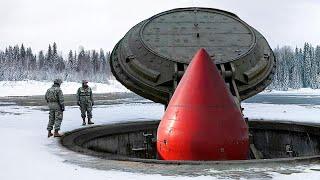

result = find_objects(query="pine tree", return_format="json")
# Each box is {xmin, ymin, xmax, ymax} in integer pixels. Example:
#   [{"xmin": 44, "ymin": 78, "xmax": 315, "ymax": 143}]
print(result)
[
  {"xmin": 51, "ymin": 43, "xmax": 63, "ymax": 72},
  {"xmin": 46, "ymin": 45, "xmax": 53, "ymax": 69},
  {"xmin": 310, "ymin": 47, "xmax": 318, "ymax": 88},
  {"xmin": 53, "ymin": 42, "xmax": 57, "ymax": 55},
  {"xmin": 77, "ymin": 48, "xmax": 85, "ymax": 72},
  {"xmin": 57, "ymin": 56, "xmax": 65, "ymax": 72},
  {"xmin": 20, "ymin": 44, "xmax": 26, "ymax": 67},
  {"xmin": 105, "ymin": 51, "xmax": 111, "ymax": 77},
  {"xmin": 314, "ymin": 46, "xmax": 320, "ymax": 88},
  {"xmin": 13, "ymin": 45, "xmax": 21, "ymax": 68},
  {"xmin": 303, "ymin": 43, "xmax": 312, "ymax": 87},
  {"xmin": 92, "ymin": 50, "xmax": 99, "ymax": 74},
  {"xmin": 26, "ymin": 48, "xmax": 36, "ymax": 70},
  {"xmin": 67, "ymin": 50, "xmax": 74, "ymax": 70},
  {"xmin": 280, "ymin": 47, "xmax": 290, "ymax": 90},
  {"xmin": 100, "ymin": 49, "xmax": 106, "ymax": 72},
  {"xmin": 291, "ymin": 47, "xmax": 303, "ymax": 89},
  {"xmin": 38, "ymin": 51, "xmax": 45, "ymax": 70},
  {"xmin": 281, "ymin": 46, "xmax": 295, "ymax": 89}
]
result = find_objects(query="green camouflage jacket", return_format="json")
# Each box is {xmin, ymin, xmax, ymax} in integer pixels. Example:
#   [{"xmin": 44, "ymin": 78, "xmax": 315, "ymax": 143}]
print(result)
[
  {"xmin": 45, "ymin": 84, "xmax": 64, "ymax": 110},
  {"xmin": 76, "ymin": 86, "xmax": 93, "ymax": 104}
]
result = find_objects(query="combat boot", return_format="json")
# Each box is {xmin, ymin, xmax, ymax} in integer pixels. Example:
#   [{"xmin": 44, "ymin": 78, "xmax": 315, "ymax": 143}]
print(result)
[
  {"xmin": 48, "ymin": 131, "xmax": 53, "ymax": 138},
  {"xmin": 54, "ymin": 130, "xmax": 62, "ymax": 137},
  {"xmin": 88, "ymin": 118, "xmax": 94, "ymax": 125},
  {"xmin": 82, "ymin": 117, "xmax": 86, "ymax": 126}
]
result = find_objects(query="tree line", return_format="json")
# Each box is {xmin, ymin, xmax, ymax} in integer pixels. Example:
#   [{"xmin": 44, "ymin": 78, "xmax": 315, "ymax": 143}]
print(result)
[
  {"xmin": 1, "ymin": 42, "xmax": 320, "ymax": 90},
  {"xmin": 269, "ymin": 43, "xmax": 320, "ymax": 90},
  {"xmin": 0, "ymin": 43, "xmax": 112, "ymax": 82}
]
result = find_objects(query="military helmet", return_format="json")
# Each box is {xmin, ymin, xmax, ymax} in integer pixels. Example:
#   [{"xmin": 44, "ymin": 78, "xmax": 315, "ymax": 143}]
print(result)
[
  {"xmin": 82, "ymin": 80, "xmax": 88, "ymax": 84},
  {"xmin": 54, "ymin": 79, "xmax": 63, "ymax": 85}
]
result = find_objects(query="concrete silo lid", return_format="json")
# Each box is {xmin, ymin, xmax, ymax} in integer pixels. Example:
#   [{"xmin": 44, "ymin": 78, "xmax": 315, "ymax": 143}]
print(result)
[{"xmin": 140, "ymin": 7, "xmax": 256, "ymax": 64}]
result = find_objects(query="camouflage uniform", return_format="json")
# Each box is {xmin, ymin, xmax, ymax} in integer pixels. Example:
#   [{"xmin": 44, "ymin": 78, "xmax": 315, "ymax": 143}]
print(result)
[
  {"xmin": 76, "ymin": 83, "xmax": 94, "ymax": 121},
  {"xmin": 45, "ymin": 79, "xmax": 65, "ymax": 133}
]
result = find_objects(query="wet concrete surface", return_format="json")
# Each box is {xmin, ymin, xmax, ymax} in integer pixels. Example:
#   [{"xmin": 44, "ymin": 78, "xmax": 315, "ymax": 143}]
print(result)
[
  {"xmin": 0, "ymin": 92, "xmax": 146, "ymax": 107},
  {"xmin": 245, "ymin": 93, "xmax": 320, "ymax": 106},
  {"xmin": 1, "ymin": 92, "xmax": 319, "ymax": 107}
]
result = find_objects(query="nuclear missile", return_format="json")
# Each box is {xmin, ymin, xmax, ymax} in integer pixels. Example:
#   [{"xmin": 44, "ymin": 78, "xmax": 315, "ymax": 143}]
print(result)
[{"xmin": 157, "ymin": 49, "xmax": 249, "ymax": 161}]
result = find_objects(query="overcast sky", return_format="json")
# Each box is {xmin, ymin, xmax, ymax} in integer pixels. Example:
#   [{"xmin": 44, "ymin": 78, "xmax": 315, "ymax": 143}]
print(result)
[{"xmin": 1, "ymin": 0, "xmax": 320, "ymax": 53}]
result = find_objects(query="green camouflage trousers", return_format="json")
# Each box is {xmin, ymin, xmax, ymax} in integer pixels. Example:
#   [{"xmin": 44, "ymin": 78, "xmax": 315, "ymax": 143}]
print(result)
[
  {"xmin": 80, "ymin": 103, "xmax": 92, "ymax": 119},
  {"xmin": 47, "ymin": 110, "xmax": 63, "ymax": 131}
]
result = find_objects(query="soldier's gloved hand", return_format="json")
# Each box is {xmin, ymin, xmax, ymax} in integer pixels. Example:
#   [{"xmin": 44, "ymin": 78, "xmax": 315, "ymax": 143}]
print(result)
[
  {"xmin": 77, "ymin": 101, "xmax": 81, "ymax": 106},
  {"xmin": 92, "ymin": 102, "xmax": 94, "ymax": 106}
]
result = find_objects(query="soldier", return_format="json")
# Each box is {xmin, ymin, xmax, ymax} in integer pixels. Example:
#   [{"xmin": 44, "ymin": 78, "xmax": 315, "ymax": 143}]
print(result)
[
  {"xmin": 45, "ymin": 79, "xmax": 65, "ymax": 138},
  {"xmin": 76, "ymin": 80, "xmax": 94, "ymax": 125}
]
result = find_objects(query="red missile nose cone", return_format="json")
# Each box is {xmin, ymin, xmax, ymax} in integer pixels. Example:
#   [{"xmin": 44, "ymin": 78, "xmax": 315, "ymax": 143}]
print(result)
[{"xmin": 157, "ymin": 48, "xmax": 249, "ymax": 160}]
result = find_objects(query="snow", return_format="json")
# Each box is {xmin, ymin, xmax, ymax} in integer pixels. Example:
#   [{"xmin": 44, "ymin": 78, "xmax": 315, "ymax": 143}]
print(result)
[
  {"xmin": 0, "ymin": 104, "xmax": 215, "ymax": 180},
  {"xmin": 3, "ymin": 79, "xmax": 320, "ymax": 97},
  {"xmin": 271, "ymin": 168, "xmax": 320, "ymax": 180},
  {"xmin": 1, "ymin": 102, "xmax": 320, "ymax": 180},
  {"xmin": 1, "ymin": 87, "xmax": 320, "ymax": 179},
  {"xmin": 243, "ymin": 103, "xmax": 320, "ymax": 124},
  {"xmin": 0, "ymin": 80, "xmax": 129, "ymax": 97},
  {"xmin": 263, "ymin": 88, "xmax": 320, "ymax": 95}
]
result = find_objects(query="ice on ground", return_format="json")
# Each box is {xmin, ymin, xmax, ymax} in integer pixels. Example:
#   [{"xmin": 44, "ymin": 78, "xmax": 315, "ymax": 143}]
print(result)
[
  {"xmin": 0, "ymin": 80, "xmax": 129, "ymax": 97},
  {"xmin": 263, "ymin": 88, "xmax": 320, "ymax": 95},
  {"xmin": 243, "ymin": 103, "xmax": 320, "ymax": 124}
]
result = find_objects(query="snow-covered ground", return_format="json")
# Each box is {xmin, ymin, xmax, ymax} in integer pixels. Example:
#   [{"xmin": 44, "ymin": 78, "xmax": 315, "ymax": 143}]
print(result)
[
  {"xmin": 1, "ymin": 101, "xmax": 320, "ymax": 179},
  {"xmin": 243, "ymin": 103, "xmax": 320, "ymax": 123},
  {"xmin": 1, "ymin": 81, "xmax": 320, "ymax": 179},
  {"xmin": 262, "ymin": 88, "xmax": 320, "ymax": 95},
  {"xmin": 0, "ymin": 80, "xmax": 129, "ymax": 97},
  {"xmin": 2, "ymin": 80, "xmax": 320, "ymax": 97}
]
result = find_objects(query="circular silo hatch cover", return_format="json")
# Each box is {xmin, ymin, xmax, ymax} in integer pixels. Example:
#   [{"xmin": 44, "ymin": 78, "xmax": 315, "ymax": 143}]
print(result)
[{"xmin": 140, "ymin": 8, "xmax": 256, "ymax": 64}]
